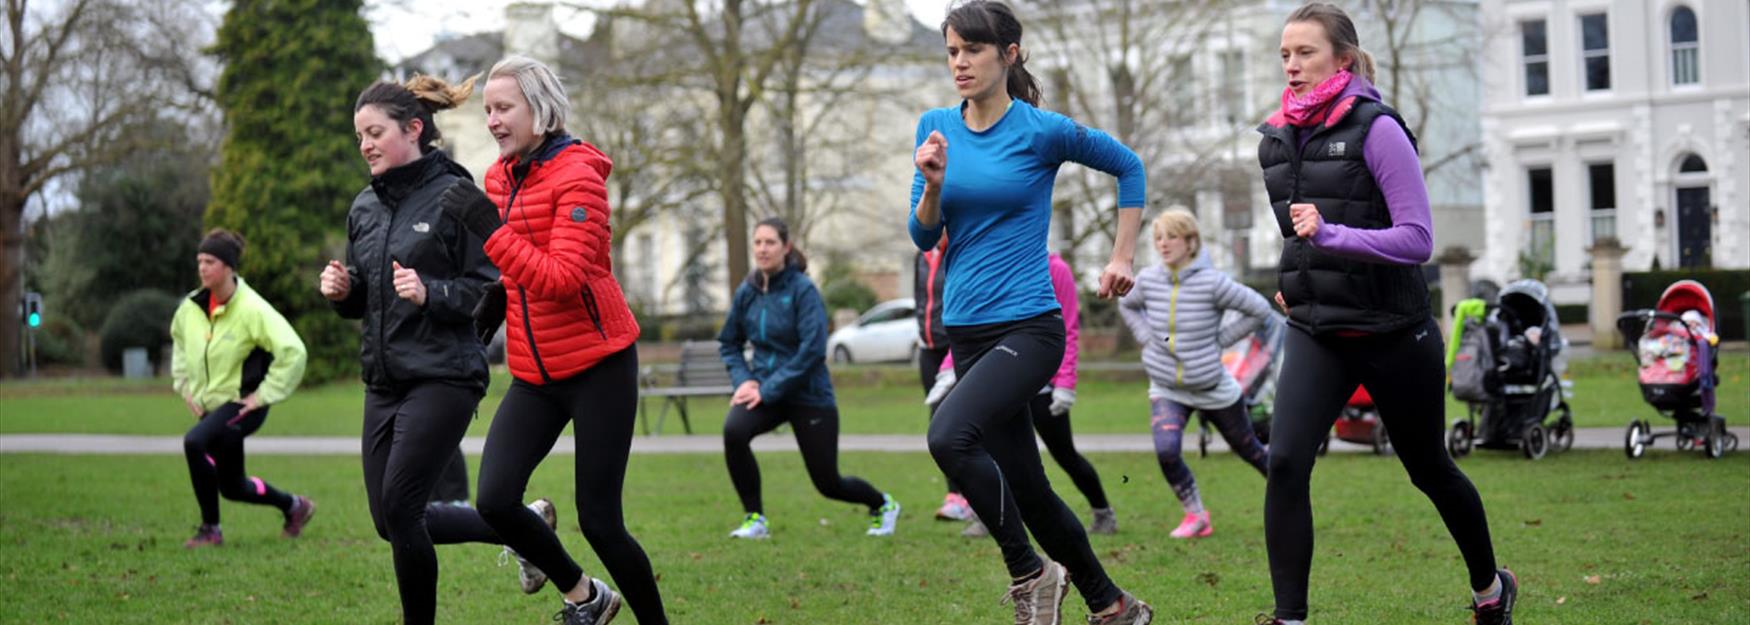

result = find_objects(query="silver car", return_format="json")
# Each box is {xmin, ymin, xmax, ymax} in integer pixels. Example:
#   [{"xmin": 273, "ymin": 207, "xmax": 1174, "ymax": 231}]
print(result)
[{"xmin": 826, "ymin": 298, "xmax": 918, "ymax": 363}]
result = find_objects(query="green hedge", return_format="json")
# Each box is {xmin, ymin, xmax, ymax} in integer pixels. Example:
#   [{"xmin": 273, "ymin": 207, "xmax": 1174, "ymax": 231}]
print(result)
[{"xmin": 1621, "ymin": 269, "xmax": 1749, "ymax": 341}]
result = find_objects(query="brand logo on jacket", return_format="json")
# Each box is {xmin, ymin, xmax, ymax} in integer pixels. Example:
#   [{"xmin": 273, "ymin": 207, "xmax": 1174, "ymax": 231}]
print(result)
[
  {"xmin": 412, "ymin": 222, "xmax": 431, "ymax": 233},
  {"xmin": 1327, "ymin": 142, "xmax": 1347, "ymax": 157},
  {"xmin": 571, "ymin": 207, "xmax": 588, "ymax": 223}
]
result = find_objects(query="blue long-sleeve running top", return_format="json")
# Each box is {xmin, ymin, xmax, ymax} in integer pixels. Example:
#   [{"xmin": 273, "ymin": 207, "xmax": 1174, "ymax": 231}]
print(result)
[{"xmin": 909, "ymin": 100, "xmax": 1145, "ymax": 327}]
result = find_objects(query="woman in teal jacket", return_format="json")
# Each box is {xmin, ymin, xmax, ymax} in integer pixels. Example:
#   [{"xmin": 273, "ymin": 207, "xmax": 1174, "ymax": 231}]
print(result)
[
  {"xmin": 717, "ymin": 217, "xmax": 899, "ymax": 540},
  {"xmin": 170, "ymin": 229, "xmax": 312, "ymax": 548}
]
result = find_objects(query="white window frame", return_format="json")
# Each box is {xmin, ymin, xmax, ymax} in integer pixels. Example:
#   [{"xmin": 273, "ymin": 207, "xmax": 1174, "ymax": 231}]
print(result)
[
  {"xmin": 1520, "ymin": 18, "xmax": 1551, "ymax": 98},
  {"xmin": 1578, "ymin": 12, "xmax": 1611, "ymax": 92},
  {"xmin": 1669, "ymin": 5, "xmax": 1701, "ymax": 86},
  {"xmin": 1527, "ymin": 166, "xmax": 1556, "ymax": 272},
  {"xmin": 1585, "ymin": 162, "xmax": 1617, "ymax": 245}
]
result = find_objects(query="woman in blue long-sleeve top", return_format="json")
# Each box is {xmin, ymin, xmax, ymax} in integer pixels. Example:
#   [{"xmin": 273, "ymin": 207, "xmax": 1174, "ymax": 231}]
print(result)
[
  {"xmin": 908, "ymin": 3, "xmax": 1152, "ymax": 624},
  {"xmin": 717, "ymin": 217, "xmax": 900, "ymax": 540}
]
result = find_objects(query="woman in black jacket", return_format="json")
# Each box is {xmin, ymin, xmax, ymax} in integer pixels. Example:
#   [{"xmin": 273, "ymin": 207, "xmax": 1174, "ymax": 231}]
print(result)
[{"xmin": 319, "ymin": 75, "xmax": 546, "ymax": 625}]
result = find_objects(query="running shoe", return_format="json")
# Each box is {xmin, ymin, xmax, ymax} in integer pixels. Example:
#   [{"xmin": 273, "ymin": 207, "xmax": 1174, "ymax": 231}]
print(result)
[
  {"xmin": 936, "ymin": 492, "xmax": 973, "ymax": 521},
  {"xmin": 1086, "ymin": 592, "xmax": 1153, "ymax": 624},
  {"xmin": 1471, "ymin": 568, "xmax": 1518, "ymax": 625},
  {"xmin": 1089, "ymin": 507, "xmax": 1118, "ymax": 535},
  {"xmin": 1002, "ymin": 560, "xmax": 1068, "ymax": 625},
  {"xmin": 184, "ymin": 524, "xmax": 223, "ymax": 549},
  {"xmin": 1252, "ymin": 616, "xmax": 1286, "ymax": 625},
  {"xmin": 867, "ymin": 494, "xmax": 901, "ymax": 536},
  {"xmin": 729, "ymin": 512, "xmax": 769, "ymax": 539},
  {"xmin": 962, "ymin": 514, "xmax": 989, "ymax": 538},
  {"xmin": 501, "ymin": 499, "xmax": 557, "ymax": 594},
  {"xmin": 282, "ymin": 495, "xmax": 316, "ymax": 538},
  {"xmin": 1169, "ymin": 511, "xmax": 1212, "ymax": 539},
  {"xmin": 553, "ymin": 577, "xmax": 621, "ymax": 625}
]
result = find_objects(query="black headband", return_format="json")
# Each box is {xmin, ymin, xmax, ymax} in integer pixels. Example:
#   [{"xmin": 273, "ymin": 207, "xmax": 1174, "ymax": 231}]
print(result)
[{"xmin": 198, "ymin": 234, "xmax": 242, "ymax": 270}]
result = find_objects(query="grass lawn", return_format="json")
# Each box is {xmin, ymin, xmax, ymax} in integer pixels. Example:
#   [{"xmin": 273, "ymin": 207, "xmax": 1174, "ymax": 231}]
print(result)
[
  {"xmin": 1, "ymin": 353, "xmax": 1743, "ymax": 437},
  {"xmin": 0, "ymin": 449, "xmax": 1745, "ymax": 624}
]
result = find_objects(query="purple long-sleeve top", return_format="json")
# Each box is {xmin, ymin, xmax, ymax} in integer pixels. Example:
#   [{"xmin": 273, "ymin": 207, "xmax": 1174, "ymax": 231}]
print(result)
[{"xmin": 1296, "ymin": 78, "xmax": 1434, "ymax": 266}]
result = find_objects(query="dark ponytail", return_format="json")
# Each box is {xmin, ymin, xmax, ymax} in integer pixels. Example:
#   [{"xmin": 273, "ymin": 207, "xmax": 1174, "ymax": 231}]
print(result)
[
  {"xmin": 942, "ymin": 0, "xmax": 1041, "ymax": 106},
  {"xmin": 755, "ymin": 217, "xmax": 808, "ymax": 273}
]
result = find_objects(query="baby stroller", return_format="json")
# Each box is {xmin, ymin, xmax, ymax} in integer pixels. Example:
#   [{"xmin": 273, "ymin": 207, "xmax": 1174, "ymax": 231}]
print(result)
[
  {"xmin": 1617, "ymin": 280, "xmax": 1736, "ymax": 459},
  {"xmin": 1447, "ymin": 280, "xmax": 1575, "ymax": 460},
  {"xmin": 1198, "ymin": 311, "xmax": 1286, "ymax": 457},
  {"xmin": 1316, "ymin": 386, "xmax": 1391, "ymax": 455}
]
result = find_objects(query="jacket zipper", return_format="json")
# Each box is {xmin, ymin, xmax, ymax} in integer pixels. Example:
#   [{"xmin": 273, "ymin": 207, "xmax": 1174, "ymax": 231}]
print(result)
[
  {"xmin": 504, "ymin": 162, "xmax": 554, "ymax": 384},
  {"xmin": 1168, "ymin": 267, "xmax": 1182, "ymax": 385},
  {"xmin": 1282, "ymin": 127, "xmax": 1320, "ymax": 334}
]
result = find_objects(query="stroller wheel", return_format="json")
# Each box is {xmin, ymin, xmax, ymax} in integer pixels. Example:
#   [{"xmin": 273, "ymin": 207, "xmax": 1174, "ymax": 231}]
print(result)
[
  {"xmin": 1372, "ymin": 423, "xmax": 1392, "ymax": 455},
  {"xmin": 1552, "ymin": 423, "xmax": 1575, "ymax": 453},
  {"xmin": 1704, "ymin": 416, "xmax": 1727, "ymax": 459},
  {"xmin": 1447, "ymin": 420, "xmax": 1473, "ymax": 458},
  {"xmin": 1521, "ymin": 423, "xmax": 1548, "ymax": 460},
  {"xmin": 1625, "ymin": 421, "xmax": 1648, "ymax": 459},
  {"xmin": 1677, "ymin": 432, "xmax": 1694, "ymax": 451}
]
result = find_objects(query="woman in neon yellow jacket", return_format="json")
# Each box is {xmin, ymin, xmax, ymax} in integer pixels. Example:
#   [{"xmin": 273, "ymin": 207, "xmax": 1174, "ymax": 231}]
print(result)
[{"xmin": 170, "ymin": 229, "xmax": 313, "ymax": 548}]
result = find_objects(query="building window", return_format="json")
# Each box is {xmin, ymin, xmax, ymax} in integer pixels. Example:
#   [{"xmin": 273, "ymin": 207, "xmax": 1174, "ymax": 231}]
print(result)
[
  {"xmin": 1587, "ymin": 163, "xmax": 1616, "ymax": 243},
  {"xmin": 1679, "ymin": 153, "xmax": 1708, "ymax": 173},
  {"xmin": 1167, "ymin": 55, "xmax": 1196, "ymax": 125},
  {"xmin": 1670, "ymin": 7, "xmax": 1699, "ymax": 85},
  {"xmin": 1218, "ymin": 50, "xmax": 1245, "ymax": 124},
  {"xmin": 1580, "ymin": 13, "xmax": 1610, "ymax": 91},
  {"xmin": 1527, "ymin": 167, "xmax": 1555, "ymax": 271},
  {"xmin": 1521, "ymin": 20, "xmax": 1549, "ymax": 96}
]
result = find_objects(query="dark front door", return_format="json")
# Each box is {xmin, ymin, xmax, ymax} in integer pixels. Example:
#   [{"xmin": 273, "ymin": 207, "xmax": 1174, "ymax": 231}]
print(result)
[{"xmin": 1676, "ymin": 186, "xmax": 1711, "ymax": 268}]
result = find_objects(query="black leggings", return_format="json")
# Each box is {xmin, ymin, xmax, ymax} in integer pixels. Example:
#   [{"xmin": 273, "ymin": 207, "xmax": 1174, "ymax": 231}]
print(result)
[
  {"xmin": 929, "ymin": 312, "xmax": 1121, "ymax": 611},
  {"xmin": 917, "ymin": 345, "xmax": 961, "ymax": 494},
  {"xmin": 1028, "ymin": 392, "xmax": 1109, "ymax": 510},
  {"xmin": 1266, "ymin": 318, "xmax": 1497, "ymax": 620},
  {"xmin": 723, "ymin": 401, "xmax": 886, "ymax": 515},
  {"xmin": 361, "ymin": 382, "xmax": 502, "ymax": 625},
  {"xmin": 183, "ymin": 402, "xmax": 294, "ymax": 525},
  {"xmin": 429, "ymin": 447, "xmax": 470, "ymax": 503},
  {"xmin": 477, "ymin": 347, "xmax": 667, "ymax": 625}
]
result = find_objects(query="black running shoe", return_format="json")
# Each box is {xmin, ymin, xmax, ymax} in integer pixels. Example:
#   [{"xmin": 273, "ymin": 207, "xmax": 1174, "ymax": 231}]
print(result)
[{"xmin": 1471, "ymin": 568, "xmax": 1517, "ymax": 625}]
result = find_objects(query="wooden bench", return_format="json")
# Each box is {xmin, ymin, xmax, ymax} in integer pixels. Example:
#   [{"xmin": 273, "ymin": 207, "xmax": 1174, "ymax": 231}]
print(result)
[{"xmin": 637, "ymin": 340, "xmax": 734, "ymax": 435}]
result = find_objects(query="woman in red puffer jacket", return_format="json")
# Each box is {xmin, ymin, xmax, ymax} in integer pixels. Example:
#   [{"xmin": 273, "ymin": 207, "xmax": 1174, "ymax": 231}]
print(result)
[{"xmin": 446, "ymin": 54, "xmax": 666, "ymax": 625}]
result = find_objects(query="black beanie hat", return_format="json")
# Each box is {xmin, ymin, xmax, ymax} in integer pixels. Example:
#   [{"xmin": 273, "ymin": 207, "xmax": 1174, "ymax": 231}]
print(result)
[{"xmin": 199, "ymin": 230, "xmax": 244, "ymax": 270}]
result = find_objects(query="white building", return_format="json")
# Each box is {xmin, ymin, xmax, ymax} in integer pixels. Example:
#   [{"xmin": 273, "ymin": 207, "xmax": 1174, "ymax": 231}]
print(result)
[
  {"xmin": 1477, "ymin": 0, "xmax": 1750, "ymax": 302},
  {"xmin": 1028, "ymin": 0, "xmax": 1485, "ymax": 280}
]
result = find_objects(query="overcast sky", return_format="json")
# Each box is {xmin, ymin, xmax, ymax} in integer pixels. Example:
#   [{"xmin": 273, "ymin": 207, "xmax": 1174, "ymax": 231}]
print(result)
[{"xmin": 367, "ymin": 0, "xmax": 955, "ymax": 63}]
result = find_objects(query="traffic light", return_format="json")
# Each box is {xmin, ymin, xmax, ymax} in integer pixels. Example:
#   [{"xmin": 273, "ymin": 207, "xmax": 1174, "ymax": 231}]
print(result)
[{"xmin": 22, "ymin": 292, "xmax": 42, "ymax": 329}]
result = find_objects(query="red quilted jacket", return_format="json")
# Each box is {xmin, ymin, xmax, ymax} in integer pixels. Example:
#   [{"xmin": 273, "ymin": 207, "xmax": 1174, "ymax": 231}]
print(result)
[{"xmin": 483, "ymin": 135, "xmax": 639, "ymax": 384}]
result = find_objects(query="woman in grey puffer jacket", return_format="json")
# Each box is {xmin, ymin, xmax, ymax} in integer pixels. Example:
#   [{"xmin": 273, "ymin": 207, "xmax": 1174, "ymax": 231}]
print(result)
[{"xmin": 1118, "ymin": 208, "xmax": 1271, "ymax": 539}]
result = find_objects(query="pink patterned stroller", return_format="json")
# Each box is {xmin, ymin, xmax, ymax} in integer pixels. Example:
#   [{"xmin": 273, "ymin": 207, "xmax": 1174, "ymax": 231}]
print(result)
[{"xmin": 1617, "ymin": 280, "xmax": 1735, "ymax": 459}]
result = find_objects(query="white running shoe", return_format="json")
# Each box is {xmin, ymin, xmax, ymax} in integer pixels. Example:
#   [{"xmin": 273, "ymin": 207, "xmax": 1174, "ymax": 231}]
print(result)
[
  {"xmin": 729, "ymin": 512, "xmax": 769, "ymax": 539},
  {"xmin": 867, "ymin": 494, "xmax": 901, "ymax": 536}
]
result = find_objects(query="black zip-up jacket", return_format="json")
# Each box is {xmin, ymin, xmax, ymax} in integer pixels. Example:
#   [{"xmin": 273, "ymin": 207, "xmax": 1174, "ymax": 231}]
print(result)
[{"xmin": 332, "ymin": 151, "xmax": 497, "ymax": 391}]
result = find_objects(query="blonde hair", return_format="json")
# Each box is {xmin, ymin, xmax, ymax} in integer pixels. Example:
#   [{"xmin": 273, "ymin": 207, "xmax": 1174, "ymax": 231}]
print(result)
[
  {"xmin": 1286, "ymin": 2, "xmax": 1376, "ymax": 83},
  {"xmin": 354, "ymin": 74, "xmax": 478, "ymax": 152},
  {"xmin": 488, "ymin": 55, "xmax": 569, "ymax": 135},
  {"xmin": 1151, "ymin": 207, "xmax": 1201, "ymax": 258}
]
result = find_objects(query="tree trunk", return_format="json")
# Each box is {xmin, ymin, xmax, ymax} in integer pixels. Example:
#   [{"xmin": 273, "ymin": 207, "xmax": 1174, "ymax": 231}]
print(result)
[{"xmin": 0, "ymin": 192, "xmax": 22, "ymax": 377}]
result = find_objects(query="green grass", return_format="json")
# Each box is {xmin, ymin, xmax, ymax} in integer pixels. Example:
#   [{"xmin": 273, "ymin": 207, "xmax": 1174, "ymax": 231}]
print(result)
[
  {"xmin": 2, "ymin": 353, "xmax": 1743, "ymax": 437},
  {"xmin": 0, "ymin": 450, "xmax": 1744, "ymax": 623}
]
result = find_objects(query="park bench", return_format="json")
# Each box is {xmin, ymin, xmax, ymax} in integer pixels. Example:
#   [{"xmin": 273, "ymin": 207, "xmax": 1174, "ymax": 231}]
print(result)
[{"xmin": 637, "ymin": 340, "xmax": 734, "ymax": 435}]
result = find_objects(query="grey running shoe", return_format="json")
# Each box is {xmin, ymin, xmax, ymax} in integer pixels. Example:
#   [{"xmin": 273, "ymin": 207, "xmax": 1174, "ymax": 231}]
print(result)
[
  {"xmin": 1471, "ymin": 568, "xmax": 1518, "ymax": 625},
  {"xmin": 554, "ymin": 577, "xmax": 621, "ymax": 625},
  {"xmin": 1089, "ymin": 507, "xmax": 1117, "ymax": 535},
  {"xmin": 1001, "ymin": 560, "xmax": 1067, "ymax": 625},
  {"xmin": 1086, "ymin": 592, "xmax": 1153, "ymax": 624},
  {"xmin": 502, "ymin": 499, "xmax": 557, "ymax": 594},
  {"xmin": 962, "ymin": 511, "xmax": 990, "ymax": 538}
]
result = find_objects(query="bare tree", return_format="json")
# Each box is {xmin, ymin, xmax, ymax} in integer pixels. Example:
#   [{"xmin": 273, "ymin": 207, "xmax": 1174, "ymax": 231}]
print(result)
[
  {"xmin": 1019, "ymin": 0, "xmax": 1266, "ymax": 262},
  {"xmin": 1, "ymin": 0, "xmax": 212, "ymax": 376},
  {"xmin": 1354, "ymin": 0, "xmax": 1483, "ymax": 179}
]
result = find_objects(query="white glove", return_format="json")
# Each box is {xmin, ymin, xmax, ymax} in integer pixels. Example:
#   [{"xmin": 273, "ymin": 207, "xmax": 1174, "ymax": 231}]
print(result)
[
  {"xmin": 924, "ymin": 369, "xmax": 957, "ymax": 407},
  {"xmin": 1048, "ymin": 387, "xmax": 1076, "ymax": 416}
]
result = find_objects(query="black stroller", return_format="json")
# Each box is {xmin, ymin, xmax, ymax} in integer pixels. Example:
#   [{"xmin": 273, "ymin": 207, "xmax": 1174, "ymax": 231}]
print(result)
[{"xmin": 1447, "ymin": 280, "xmax": 1575, "ymax": 460}]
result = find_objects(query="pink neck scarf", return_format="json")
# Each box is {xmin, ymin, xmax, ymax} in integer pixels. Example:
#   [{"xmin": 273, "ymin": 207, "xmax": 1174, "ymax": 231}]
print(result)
[{"xmin": 1279, "ymin": 69, "xmax": 1353, "ymax": 128}]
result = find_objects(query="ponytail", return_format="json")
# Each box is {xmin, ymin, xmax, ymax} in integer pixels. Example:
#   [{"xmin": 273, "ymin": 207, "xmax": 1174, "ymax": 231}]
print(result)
[
  {"xmin": 1351, "ymin": 48, "xmax": 1376, "ymax": 83},
  {"xmin": 354, "ymin": 73, "xmax": 479, "ymax": 153}
]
